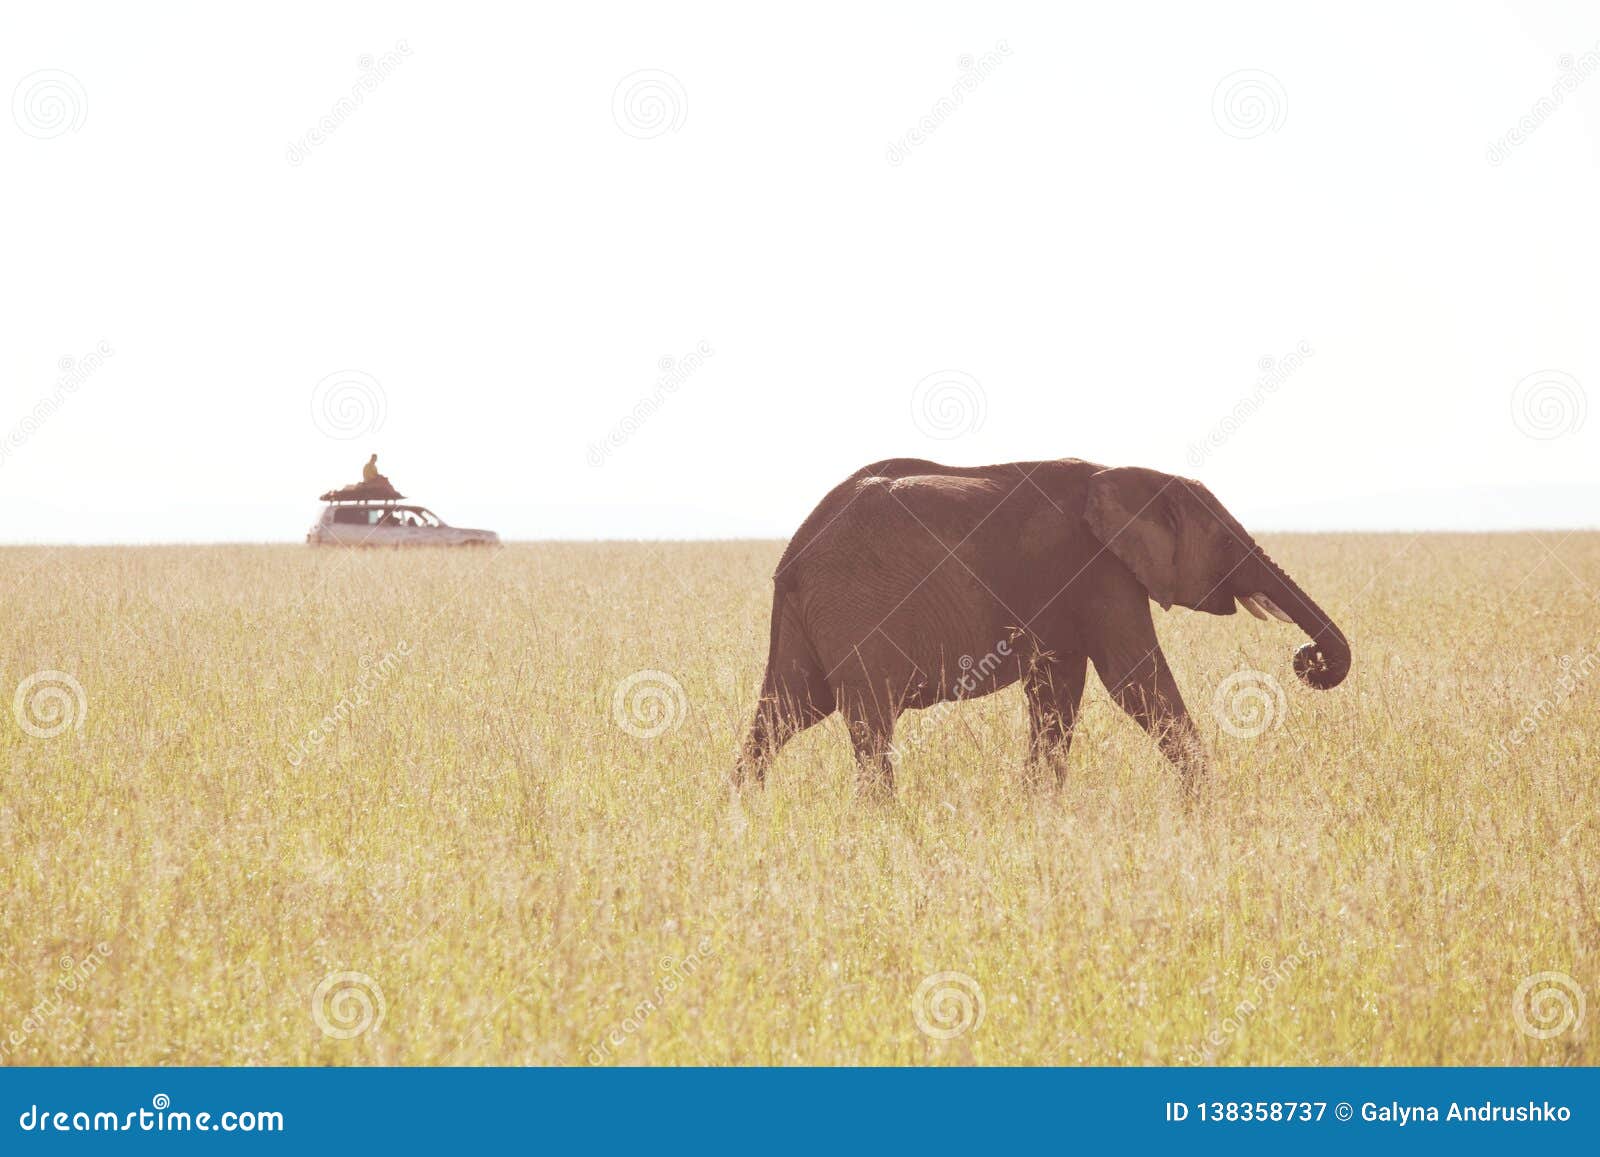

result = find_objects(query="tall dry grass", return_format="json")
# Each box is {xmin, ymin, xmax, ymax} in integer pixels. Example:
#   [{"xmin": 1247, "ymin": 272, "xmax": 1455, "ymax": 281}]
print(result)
[{"xmin": 1, "ymin": 534, "xmax": 1595, "ymax": 1064}]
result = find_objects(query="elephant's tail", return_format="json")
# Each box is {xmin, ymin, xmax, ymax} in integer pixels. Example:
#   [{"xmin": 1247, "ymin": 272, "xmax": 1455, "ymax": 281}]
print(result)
[
  {"xmin": 760, "ymin": 582, "xmax": 834, "ymax": 717},
  {"xmin": 764, "ymin": 579, "xmax": 791, "ymax": 669}
]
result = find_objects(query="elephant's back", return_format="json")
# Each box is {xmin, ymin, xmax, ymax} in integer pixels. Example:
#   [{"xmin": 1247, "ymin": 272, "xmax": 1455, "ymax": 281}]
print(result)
[
  {"xmin": 772, "ymin": 457, "xmax": 1097, "ymax": 589},
  {"xmin": 771, "ymin": 459, "xmax": 943, "ymax": 589}
]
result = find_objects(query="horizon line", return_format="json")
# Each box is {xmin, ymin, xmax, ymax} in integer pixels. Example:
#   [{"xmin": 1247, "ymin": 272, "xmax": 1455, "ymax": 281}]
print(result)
[{"xmin": 2, "ymin": 525, "xmax": 1598, "ymax": 548}]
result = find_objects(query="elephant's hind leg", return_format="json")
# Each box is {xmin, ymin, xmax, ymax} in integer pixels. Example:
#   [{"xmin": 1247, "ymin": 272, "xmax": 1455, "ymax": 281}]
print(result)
[
  {"xmin": 839, "ymin": 688, "xmax": 898, "ymax": 801},
  {"xmin": 735, "ymin": 689, "xmax": 829, "ymax": 787},
  {"xmin": 733, "ymin": 590, "xmax": 833, "ymax": 787},
  {"xmin": 1024, "ymin": 651, "xmax": 1088, "ymax": 786}
]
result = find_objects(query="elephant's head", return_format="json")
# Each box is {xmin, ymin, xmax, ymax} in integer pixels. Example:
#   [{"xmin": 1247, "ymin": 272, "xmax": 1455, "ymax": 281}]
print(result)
[{"xmin": 1083, "ymin": 466, "xmax": 1350, "ymax": 690}]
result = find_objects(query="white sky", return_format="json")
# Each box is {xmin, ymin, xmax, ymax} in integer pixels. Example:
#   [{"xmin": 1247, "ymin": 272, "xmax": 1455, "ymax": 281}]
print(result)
[{"xmin": 3, "ymin": 1, "xmax": 1598, "ymax": 543}]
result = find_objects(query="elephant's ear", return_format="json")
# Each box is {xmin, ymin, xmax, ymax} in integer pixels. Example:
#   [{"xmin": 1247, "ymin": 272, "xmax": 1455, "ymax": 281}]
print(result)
[{"xmin": 1084, "ymin": 467, "xmax": 1179, "ymax": 610}]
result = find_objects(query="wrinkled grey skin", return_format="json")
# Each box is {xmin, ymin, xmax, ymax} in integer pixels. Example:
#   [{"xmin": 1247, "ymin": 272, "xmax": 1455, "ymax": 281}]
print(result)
[{"xmin": 734, "ymin": 458, "xmax": 1350, "ymax": 798}]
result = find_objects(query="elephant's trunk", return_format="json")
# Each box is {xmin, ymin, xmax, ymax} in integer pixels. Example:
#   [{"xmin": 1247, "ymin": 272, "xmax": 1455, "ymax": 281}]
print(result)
[{"xmin": 1251, "ymin": 544, "xmax": 1350, "ymax": 690}]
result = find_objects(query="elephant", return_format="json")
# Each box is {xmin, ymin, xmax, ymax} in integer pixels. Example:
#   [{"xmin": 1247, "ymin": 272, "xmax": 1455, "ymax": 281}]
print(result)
[{"xmin": 734, "ymin": 458, "xmax": 1350, "ymax": 798}]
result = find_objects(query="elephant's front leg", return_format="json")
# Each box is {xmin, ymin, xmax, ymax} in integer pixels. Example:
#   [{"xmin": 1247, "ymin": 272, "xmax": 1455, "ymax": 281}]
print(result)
[
  {"xmin": 1024, "ymin": 652, "xmax": 1087, "ymax": 786},
  {"xmin": 1091, "ymin": 639, "xmax": 1207, "ymax": 799}
]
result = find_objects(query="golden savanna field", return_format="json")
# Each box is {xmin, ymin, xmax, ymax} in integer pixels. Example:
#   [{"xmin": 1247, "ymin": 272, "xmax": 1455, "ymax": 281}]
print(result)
[{"xmin": 1, "ymin": 534, "xmax": 1596, "ymax": 1065}]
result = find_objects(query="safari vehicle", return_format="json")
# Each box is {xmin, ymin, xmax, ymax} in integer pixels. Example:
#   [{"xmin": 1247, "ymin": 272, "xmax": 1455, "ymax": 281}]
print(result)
[{"xmin": 307, "ymin": 495, "xmax": 500, "ymax": 548}]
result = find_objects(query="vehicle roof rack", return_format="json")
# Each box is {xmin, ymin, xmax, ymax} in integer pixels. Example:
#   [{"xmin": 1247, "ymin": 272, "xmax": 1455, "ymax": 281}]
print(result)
[{"xmin": 319, "ymin": 480, "xmax": 405, "ymax": 503}]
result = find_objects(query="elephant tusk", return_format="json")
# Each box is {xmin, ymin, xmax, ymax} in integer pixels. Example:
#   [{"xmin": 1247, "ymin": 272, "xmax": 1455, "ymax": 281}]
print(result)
[
  {"xmin": 1251, "ymin": 593, "xmax": 1296, "ymax": 624},
  {"xmin": 1238, "ymin": 595, "xmax": 1271, "ymax": 620}
]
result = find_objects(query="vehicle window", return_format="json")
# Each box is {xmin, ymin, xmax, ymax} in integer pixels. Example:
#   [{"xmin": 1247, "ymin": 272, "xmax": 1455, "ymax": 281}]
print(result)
[{"xmin": 329, "ymin": 505, "xmax": 437, "ymax": 528}]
